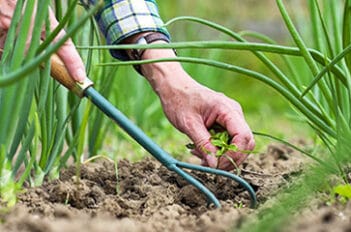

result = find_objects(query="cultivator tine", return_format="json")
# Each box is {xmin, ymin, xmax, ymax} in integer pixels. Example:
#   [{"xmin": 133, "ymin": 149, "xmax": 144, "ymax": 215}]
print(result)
[
  {"xmin": 168, "ymin": 163, "xmax": 221, "ymax": 207},
  {"xmin": 177, "ymin": 161, "xmax": 257, "ymax": 208}
]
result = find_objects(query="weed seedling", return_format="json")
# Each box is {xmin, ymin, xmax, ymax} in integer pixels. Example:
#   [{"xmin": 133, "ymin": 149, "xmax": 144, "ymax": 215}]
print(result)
[
  {"xmin": 186, "ymin": 127, "xmax": 240, "ymax": 171},
  {"xmin": 209, "ymin": 129, "xmax": 238, "ymax": 158},
  {"xmin": 209, "ymin": 129, "xmax": 240, "ymax": 171},
  {"xmin": 333, "ymin": 184, "xmax": 351, "ymax": 204}
]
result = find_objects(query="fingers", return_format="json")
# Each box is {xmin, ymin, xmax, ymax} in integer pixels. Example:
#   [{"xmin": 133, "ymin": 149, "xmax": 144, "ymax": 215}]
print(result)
[
  {"xmin": 0, "ymin": 0, "xmax": 16, "ymax": 52},
  {"xmin": 216, "ymin": 102, "xmax": 255, "ymax": 157},
  {"xmin": 184, "ymin": 118, "xmax": 218, "ymax": 168},
  {"xmin": 181, "ymin": 96, "xmax": 255, "ymax": 171},
  {"xmin": 202, "ymin": 99, "xmax": 255, "ymax": 170},
  {"xmin": 56, "ymin": 38, "xmax": 87, "ymax": 82},
  {"xmin": 0, "ymin": 2, "xmax": 86, "ymax": 82},
  {"xmin": 0, "ymin": 0, "xmax": 17, "ymax": 29},
  {"xmin": 47, "ymin": 8, "xmax": 86, "ymax": 82}
]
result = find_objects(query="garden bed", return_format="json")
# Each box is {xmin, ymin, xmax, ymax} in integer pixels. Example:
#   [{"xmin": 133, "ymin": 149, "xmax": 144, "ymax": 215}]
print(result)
[{"xmin": 0, "ymin": 142, "xmax": 319, "ymax": 232}]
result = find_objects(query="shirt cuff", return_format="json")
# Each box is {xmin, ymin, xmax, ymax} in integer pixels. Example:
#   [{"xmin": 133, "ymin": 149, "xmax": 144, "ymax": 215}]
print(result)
[{"xmin": 92, "ymin": 0, "xmax": 170, "ymax": 61}]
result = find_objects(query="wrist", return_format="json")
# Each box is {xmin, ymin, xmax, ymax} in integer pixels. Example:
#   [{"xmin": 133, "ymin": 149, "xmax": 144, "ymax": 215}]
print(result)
[
  {"xmin": 140, "ymin": 44, "xmax": 179, "ymax": 79},
  {"xmin": 123, "ymin": 32, "xmax": 197, "ymax": 96},
  {"xmin": 143, "ymin": 60, "xmax": 201, "ymax": 104},
  {"xmin": 140, "ymin": 47, "xmax": 194, "ymax": 95},
  {"xmin": 124, "ymin": 32, "xmax": 176, "ymax": 75}
]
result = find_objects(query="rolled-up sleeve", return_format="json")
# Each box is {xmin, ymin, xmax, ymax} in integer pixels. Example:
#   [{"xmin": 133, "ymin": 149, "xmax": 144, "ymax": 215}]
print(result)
[{"xmin": 80, "ymin": 0, "xmax": 170, "ymax": 60}]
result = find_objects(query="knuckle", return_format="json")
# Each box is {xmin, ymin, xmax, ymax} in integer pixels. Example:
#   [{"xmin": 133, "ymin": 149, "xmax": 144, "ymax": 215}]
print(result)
[{"xmin": 177, "ymin": 115, "xmax": 193, "ymax": 133}]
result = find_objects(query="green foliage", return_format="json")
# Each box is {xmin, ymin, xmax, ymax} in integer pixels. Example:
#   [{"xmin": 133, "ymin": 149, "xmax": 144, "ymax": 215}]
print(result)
[
  {"xmin": 333, "ymin": 184, "xmax": 351, "ymax": 200},
  {"xmin": 343, "ymin": 0, "xmax": 351, "ymax": 71},
  {"xmin": 0, "ymin": 149, "xmax": 19, "ymax": 207},
  {"xmin": 209, "ymin": 129, "xmax": 237, "ymax": 157},
  {"xmin": 0, "ymin": 1, "xmax": 102, "ymax": 206}
]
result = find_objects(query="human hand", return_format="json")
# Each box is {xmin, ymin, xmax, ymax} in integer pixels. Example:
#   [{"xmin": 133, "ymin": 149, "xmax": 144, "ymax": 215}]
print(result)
[
  {"xmin": 0, "ymin": 0, "xmax": 86, "ymax": 82},
  {"xmin": 160, "ymin": 72, "xmax": 255, "ymax": 170},
  {"xmin": 139, "ymin": 46, "xmax": 255, "ymax": 170}
]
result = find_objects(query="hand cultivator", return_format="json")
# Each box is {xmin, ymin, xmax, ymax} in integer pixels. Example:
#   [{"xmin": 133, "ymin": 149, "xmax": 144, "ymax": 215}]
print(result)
[{"xmin": 50, "ymin": 55, "xmax": 257, "ymax": 208}]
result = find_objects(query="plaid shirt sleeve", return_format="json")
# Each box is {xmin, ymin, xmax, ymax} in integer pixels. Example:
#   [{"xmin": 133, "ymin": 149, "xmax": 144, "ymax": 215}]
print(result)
[{"xmin": 80, "ymin": 0, "xmax": 170, "ymax": 60}]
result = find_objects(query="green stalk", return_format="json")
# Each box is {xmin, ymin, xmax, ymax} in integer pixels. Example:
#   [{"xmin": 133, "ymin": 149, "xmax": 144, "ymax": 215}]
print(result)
[
  {"xmin": 11, "ymin": 124, "xmax": 35, "ymax": 178},
  {"xmin": 99, "ymin": 56, "xmax": 336, "ymax": 138},
  {"xmin": 277, "ymin": 0, "xmax": 319, "ymax": 76},
  {"xmin": 17, "ymin": 126, "xmax": 38, "ymax": 187},
  {"xmin": 311, "ymin": 0, "xmax": 345, "ymax": 120},
  {"xmin": 25, "ymin": 0, "xmax": 51, "ymax": 60},
  {"xmin": 7, "ymin": 75, "xmax": 36, "ymax": 159},
  {"xmin": 88, "ymin": 67, "xmax": 116, "ymax": 156},
  {"xmin": 52, "ymin": 87, "xmax": 67, "ymax": 163},
  {"xmin": 343, "ymin": 0, "xmax": 351, "ymax": 72},
  {"xmin": 308, "ymin": 0, "xmax": 323, "ymax": 51},
  {"xmin": 54, "ymin": 0, "xmax": 63, "ymax": 21},
  {"xmin": 330, "ymin": 1, "xmax": 343, "ymax": 53},
  {"xmin": 0, "ymin": 1, "xmax": 38, "ymax": 146},
  {"xmin": 277, "ymin": 0, "xmax": 334, "ymax": 115},
  {"xmin": 342, "ymin": 0, "xmax": 351, "ymax": 125},
  {"xmin": 239, "ymin": 30, "xmax": 300, "ymax": 85},
  {"xmin": 37, "ymin": 0, "xmax": 80, "ymax": 54},
  {"xmin": 9, "ymin": 0, "xmax": 36, "ymax": 70},
  {"xmin": 312, "ymin": 0, "xmax": 335, "ymax": 57},
  {"xmin": 79, "ymin": 41, "xmax": 347, "ymax": 86},
  {"xmin": 302, "ymin": 44, "xmax": 351, "ymax": 96},
  {"xmin": 0, "ymin": 85, "xmax": 23, "ymax": 147},
  {"xmin": 0, "ymin": 0, "xmax": 24, "ymax": 65}
]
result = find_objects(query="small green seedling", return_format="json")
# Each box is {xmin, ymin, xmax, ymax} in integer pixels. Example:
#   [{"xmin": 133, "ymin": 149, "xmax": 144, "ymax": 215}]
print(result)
[
  {"xmin": 333, "ymin": 184, "xmax": 351, "ymax": 204},
  {"xmin": 209, "ymin": 129, "xmax": 239, "ymax": 170},
  {"xmin": 186, "ymin": 128, "xmax": 239, "ymax": 170},
  {"xmin": 209, "ymin": 129, "xmax": 238, "ymax": 158}
]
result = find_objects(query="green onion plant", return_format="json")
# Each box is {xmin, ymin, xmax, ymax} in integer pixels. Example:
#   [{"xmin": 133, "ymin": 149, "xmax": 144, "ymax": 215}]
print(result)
[{"xmin": 0, "ymin": 1, "xmax": 105, "ymax": 205}]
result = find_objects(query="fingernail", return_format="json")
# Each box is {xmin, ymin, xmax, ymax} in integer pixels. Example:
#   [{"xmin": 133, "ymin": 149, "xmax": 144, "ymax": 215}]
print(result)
[{"xmin": 75, "ymin": 68, "xmax": 86, "ymax": 82}]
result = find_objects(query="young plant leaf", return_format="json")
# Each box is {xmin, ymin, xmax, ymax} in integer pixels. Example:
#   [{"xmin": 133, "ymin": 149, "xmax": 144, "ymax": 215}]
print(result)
[
  {"xmin": 343, "ymin": 0, "xmax": 351, "ymax": 71},
  {"xmin": 334, "ymin": 184, "xmax": 351, "ymax": 199}
]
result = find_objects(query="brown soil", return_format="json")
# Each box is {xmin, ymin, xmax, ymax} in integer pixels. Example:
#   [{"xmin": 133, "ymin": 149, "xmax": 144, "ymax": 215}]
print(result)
[{"xmin": 0, "ymin": 143, "xmax": 332, "ymax": 232}]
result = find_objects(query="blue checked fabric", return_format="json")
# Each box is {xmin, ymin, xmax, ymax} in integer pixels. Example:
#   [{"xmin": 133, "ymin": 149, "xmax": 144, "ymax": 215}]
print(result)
[{"xmin": 80, "ymin": 0, "xmax": 170, "ymax": 60}]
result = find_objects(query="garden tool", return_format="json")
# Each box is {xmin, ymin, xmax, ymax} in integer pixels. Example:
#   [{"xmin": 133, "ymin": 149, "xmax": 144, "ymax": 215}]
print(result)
[{"xmin": 50, "ymin": 55, "xmax": 257, "ymax": 208}]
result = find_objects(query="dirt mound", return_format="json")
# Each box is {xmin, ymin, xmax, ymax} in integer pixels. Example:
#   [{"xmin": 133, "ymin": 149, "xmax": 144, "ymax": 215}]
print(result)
[{"xmin": 0, "ymin": 144, "xmax": 306, "ymax": 232}]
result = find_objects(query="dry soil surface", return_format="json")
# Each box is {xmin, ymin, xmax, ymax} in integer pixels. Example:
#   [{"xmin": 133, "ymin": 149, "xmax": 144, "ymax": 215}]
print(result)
[{"xmin": 1, "ymin": 143, "xmax": 349, "ymax": 232}]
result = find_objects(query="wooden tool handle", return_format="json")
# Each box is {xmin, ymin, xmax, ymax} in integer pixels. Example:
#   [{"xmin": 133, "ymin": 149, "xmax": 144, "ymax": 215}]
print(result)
[
  {"xmin": 50, "ymin": 54, "xmax": 93, "ymax": 97},
  {"xmin": 50, "ymin": 54, "xmax": 77, "ymax": 91}
]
